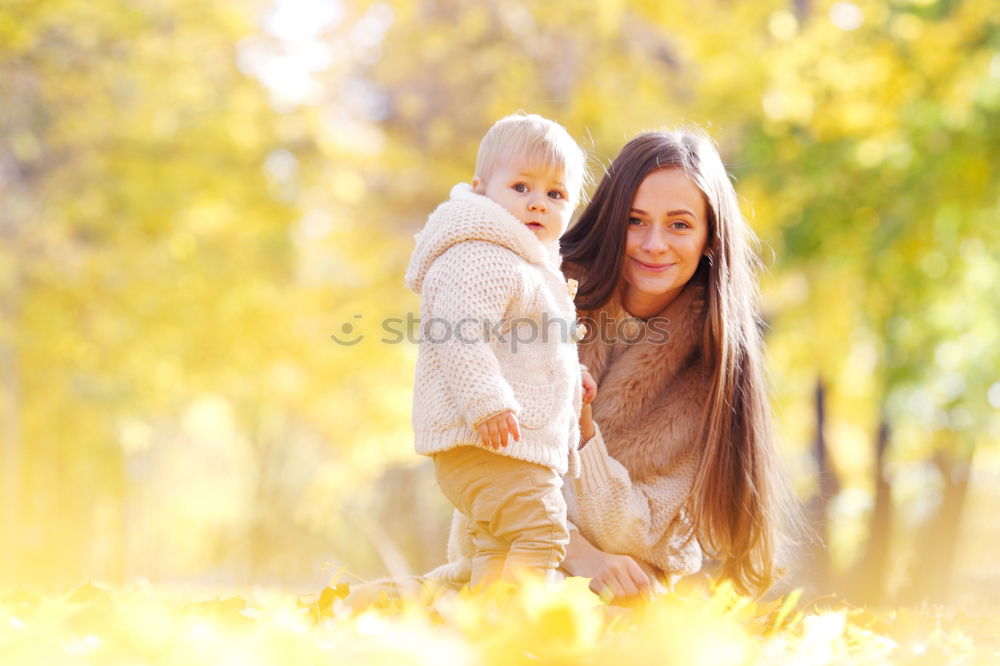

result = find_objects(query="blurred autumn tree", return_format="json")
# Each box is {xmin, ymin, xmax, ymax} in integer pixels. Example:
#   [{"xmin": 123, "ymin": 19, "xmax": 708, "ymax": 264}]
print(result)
[
  {"xmin": 733, "ymin": 0, "xmax": 1000, "ymax": 604},
  {"xmin": 2, "ymin": 0, "xmax": 303, "ymax": 583},
  {"xmin": 0, "ymin": 0, "xmax": 429, "ymax": 587},
  {"xmin": 2, "ymin": 0, "xmax": 998, "ymax": 601}
]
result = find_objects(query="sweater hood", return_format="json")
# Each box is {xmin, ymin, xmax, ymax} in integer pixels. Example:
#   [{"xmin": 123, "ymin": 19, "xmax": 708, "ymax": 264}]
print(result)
[{"xmin": 405, "ymin": 183, "xmax": 561, "ymax": 294}]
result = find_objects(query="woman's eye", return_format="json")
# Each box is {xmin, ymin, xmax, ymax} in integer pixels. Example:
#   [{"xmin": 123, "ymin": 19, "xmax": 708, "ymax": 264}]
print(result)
[
  {"xmin": 514, "ymin": 183, "xmax": 527, "ymax": 192},
  {"xmin": 628, "ymin": 217, "xmax": 643, "ymax": 226},
  {"xmin": 672, "ymin": 220, "xmax": 690, "ymax": 229}
]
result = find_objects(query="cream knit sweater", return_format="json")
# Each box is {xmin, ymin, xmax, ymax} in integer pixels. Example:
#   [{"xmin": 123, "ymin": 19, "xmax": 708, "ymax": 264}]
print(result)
[
  {"xmin": 431, "ymin": 280, "xmax": 708, "ymax": 585},
  {"xmin": 404, "ymin": 183, "xmax": 582, "ymax": 476}
]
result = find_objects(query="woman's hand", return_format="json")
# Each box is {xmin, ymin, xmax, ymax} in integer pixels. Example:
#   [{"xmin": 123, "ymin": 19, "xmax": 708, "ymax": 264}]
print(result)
[
  {"xmin": 563, "ymin": 529, "xmax": 651, "ymax": 603},
  {"xmin": 586, "ymin": 552, "xmax": 652, "ymax": 602},
  {"xmin": 579, "ymin": 403, "xmax": 595, "ymax": 446}
]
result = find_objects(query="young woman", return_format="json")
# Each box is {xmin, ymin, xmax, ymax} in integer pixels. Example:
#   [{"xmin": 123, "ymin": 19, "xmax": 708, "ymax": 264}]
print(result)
[{"xmin": 557, "ymin": 128, "xmax": 798, "ymax": 599}]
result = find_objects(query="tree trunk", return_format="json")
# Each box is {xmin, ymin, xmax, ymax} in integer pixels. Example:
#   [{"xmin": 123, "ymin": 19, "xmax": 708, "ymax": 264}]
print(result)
[
  {"xmin": 806, "ymin": 376, "xmax": 839, "ymax": 591},
  {"xmin": 899, "ymin": 445, "xmax": 974, "ymax": 604},
  {"xmin": 0, "ymin": 311, "xmax": 20, "ymax": 582},
  {"xmin": 846, "ymin": 418, "xmax": 893, "ymax": 605},
  {"xmin": 0, "ymin": 152, "xmax": 23, "ymax": 583}
]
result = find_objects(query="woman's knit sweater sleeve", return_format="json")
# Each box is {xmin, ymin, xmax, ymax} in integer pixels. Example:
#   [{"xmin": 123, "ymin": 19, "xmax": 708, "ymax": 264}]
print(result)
[
  {"xmin": 569, "ymin": 422, "xmax": 702, "ymax": 575},
  {"xmin": 422, "ymin": 241, "xmax": 523, "ymax": 428}
]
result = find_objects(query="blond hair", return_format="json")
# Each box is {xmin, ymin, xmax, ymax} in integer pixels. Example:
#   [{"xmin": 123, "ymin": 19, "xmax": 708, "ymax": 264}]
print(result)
[{"xmin": 475, "ymin": 112, "xmax": 587, "ymax": 203}]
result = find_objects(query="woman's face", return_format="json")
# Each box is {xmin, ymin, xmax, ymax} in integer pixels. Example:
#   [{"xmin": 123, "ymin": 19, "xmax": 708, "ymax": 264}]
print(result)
[{"xmin": 621, "ymin": 168, "xmax": 709, "ymax": 315}]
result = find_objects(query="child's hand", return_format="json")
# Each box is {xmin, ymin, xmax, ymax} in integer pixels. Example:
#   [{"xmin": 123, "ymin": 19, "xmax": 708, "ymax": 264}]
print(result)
[
  {"xmin": 579, "ymin": 403, "xmax": 595, "ymax": 446},
  {"xmin": 582, "ymin": 369, "xmax": 598, "ymax": 405},
  {"xmin": 478, "ymin": 410, "xmax": 521, "ymax": 450}
]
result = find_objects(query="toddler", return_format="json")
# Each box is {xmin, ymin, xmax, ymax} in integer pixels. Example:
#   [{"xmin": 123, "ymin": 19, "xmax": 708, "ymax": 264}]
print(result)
[{"xmin": 404, "ymin": 113, "xmax": 597, "ymax": 587}]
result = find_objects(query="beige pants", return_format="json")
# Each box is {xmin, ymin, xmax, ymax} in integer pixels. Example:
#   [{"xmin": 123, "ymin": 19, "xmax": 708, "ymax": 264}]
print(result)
[{"xmin": 433, "ymin": 446, "xmax": 569, "ymax": 587}]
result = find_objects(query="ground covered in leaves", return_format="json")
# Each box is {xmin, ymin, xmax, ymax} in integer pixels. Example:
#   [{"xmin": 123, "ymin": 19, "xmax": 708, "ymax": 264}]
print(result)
[{"xmin": 2, "ymin": 578, "xmax": 998, "ymax": 665}]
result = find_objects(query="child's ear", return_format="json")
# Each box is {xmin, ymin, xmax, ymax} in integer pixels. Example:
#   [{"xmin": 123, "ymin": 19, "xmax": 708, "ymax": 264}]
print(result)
[{"xmin": 471, "ymin": 176, "xmax": 484, "ymax": 194}]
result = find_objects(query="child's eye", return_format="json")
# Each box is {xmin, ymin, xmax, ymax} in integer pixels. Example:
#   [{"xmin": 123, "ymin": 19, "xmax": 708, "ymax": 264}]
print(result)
[
  {"xmin": 513, "ymin": 183, "xmax": 528, "ymax": 193},
  {"xmin": 548, "ymin": 190, "xmax": 564, "ymax": 200}
]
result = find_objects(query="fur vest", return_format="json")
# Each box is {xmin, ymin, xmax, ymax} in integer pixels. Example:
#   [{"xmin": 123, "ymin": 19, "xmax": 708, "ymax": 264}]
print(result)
[{"xmin": 576, "ymin": 277, "xmax": 711, "ymax": 483}]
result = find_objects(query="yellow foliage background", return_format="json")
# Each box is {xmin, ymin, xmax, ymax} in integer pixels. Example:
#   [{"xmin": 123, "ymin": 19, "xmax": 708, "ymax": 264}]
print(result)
[{"xmin": 1, "ymin": 0, "xmax": 998, "ymax": 610}]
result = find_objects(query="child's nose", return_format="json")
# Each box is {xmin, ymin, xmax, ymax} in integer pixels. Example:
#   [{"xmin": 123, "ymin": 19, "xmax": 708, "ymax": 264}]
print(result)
[{"xmin": 528, "ymin": 196, "xmax": 548, "ymax": 212}]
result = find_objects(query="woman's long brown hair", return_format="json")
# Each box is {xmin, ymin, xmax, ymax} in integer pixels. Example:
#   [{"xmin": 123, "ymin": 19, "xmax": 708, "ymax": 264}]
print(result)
[{"xmin": 562, "ymin": 129, "xmax": 799, "ymax": 595}]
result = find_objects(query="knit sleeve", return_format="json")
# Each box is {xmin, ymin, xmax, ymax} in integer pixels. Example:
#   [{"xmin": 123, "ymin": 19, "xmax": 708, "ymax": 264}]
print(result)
[
  {"xmin": 422, "ymin": 242, "xmax": 524, "ymax": 428},
  {"xmin": 568, "ymin": 422, "xmax": 702, "ymax": 575}
]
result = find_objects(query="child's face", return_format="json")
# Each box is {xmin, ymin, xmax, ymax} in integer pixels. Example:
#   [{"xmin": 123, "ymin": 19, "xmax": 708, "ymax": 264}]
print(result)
[{"xmin": 473, "ymin": 156, "xmax": 576, "ymax": 245}]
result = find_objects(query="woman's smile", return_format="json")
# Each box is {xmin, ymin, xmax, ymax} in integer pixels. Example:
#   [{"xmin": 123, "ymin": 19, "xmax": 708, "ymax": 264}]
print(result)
[{"xmin": 630, "ymin": 258, "xmax": 676, "ymax": 272}]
